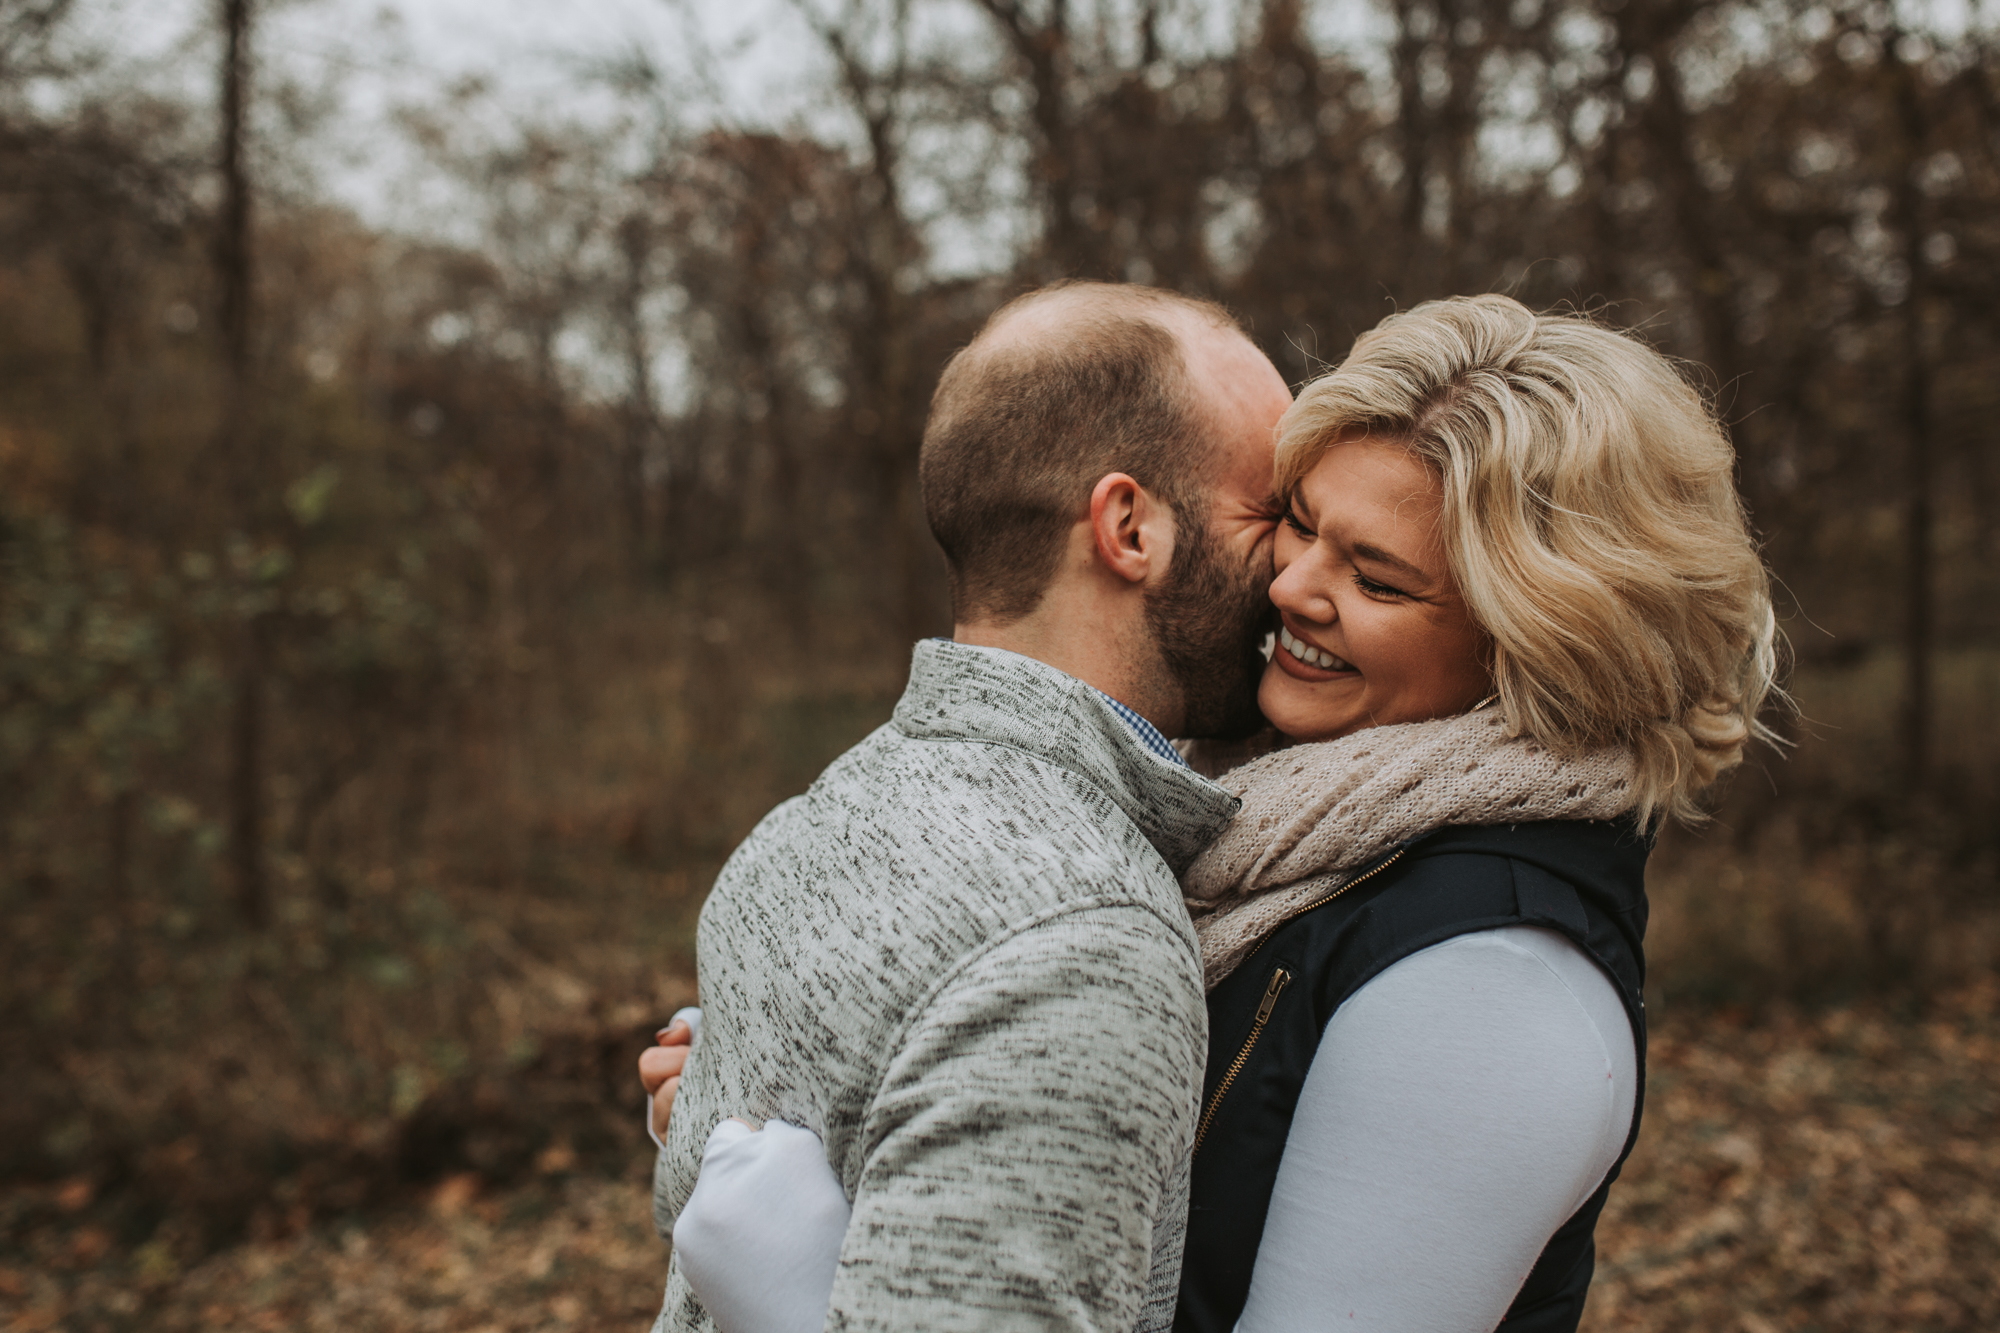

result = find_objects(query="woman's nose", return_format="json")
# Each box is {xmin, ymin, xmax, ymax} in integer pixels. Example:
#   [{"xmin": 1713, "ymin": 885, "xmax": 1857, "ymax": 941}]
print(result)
[{"xmin": 1270, "ymin": 546, "xmax": 1336, "ymax": 622}]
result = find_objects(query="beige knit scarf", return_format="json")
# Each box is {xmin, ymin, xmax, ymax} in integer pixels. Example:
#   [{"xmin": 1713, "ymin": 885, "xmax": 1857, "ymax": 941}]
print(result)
[{"xmin": 1181, "ymin": 708, "xmax": 1639, "ymax": 991}]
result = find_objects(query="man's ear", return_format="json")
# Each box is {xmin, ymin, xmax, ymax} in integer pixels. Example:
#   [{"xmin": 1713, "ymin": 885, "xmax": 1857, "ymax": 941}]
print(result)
[{"xmin": 1088, "ymin": 472, "xmax": 1173, "ymax": 586}]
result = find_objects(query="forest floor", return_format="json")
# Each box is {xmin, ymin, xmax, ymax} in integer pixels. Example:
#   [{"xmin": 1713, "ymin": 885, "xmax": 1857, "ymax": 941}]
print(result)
[{"xmin": 4, "ymin": 979, "xmax": 1996, "ymax": 1333}]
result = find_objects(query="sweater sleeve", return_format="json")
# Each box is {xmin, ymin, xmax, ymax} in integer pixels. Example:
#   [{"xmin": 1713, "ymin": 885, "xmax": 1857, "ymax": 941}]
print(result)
[
  {"xmin": 827, "ymin": 900, "xmax": 1205, "ymax": 1333},
  {"xmin": 1234, "ymin": 926, "xmax": 1636, "ymax": 1333}
]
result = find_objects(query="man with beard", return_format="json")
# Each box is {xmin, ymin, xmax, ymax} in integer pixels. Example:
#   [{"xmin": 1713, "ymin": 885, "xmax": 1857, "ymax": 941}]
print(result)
[{"xmin": 644, "ymin": 282, "xmax": 1292, "ymax": 1333}]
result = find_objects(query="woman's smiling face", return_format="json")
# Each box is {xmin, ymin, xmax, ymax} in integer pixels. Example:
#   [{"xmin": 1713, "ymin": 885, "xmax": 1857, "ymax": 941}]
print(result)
[{"xmin": 1259, "ymin": 436, "xmax": 1493, "ymax": 742}]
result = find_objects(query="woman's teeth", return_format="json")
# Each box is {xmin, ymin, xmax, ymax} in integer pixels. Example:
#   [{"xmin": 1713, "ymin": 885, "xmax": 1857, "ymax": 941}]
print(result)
[{"xmin": 1280, "ymin": 627, "xmax": 1353, "ymax": 672}]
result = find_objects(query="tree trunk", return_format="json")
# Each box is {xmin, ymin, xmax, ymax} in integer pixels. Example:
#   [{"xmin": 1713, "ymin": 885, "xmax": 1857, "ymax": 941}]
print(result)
[
  {"xmin": 1889, "ymin": 36, "xmax": 1935, "ymax": 790},
  {"xmin": 616, "ymin": 214, "xmax": 658, "ymax": 565},
  {"xmin": 228, "ymin": 617, "xmax": 268, "ymax": 927},
  {"xmin": 1390, "ymin": 0, "xmax": 1431, "ymax": 263},
  {"xmin": 217, "ymin": 0, "xmax": 251, "ymax": 383},
  {"xmin": 217, "ymin": 0, "xmax": 266, "ymax": 925},
  {"xmin": 107, "ymin": 786, "xmax": 138, "ymax": 980},
  {"xmin": 974, "ymin": 0, "xmax": 1082, "ymax": 276}
]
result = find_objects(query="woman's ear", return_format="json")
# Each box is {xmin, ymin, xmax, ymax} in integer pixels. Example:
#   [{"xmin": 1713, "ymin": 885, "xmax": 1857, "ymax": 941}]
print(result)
[{"xmin": 1088, "ymin": 472, "xmax": 1173, "ymax": 585}]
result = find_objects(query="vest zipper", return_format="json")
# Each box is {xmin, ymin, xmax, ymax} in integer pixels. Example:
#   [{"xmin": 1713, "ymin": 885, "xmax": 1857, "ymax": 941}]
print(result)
[
  {"xmin": 1231, "ymin": 846, "xmax": 1410, "ymax": 975},
  {"xmin": 1192, "ymin": 965, "xmax": 1291, "ymax": 1154},
  {"xmin": 1191, "ymin": 846, "xmax": 1410, "ymax": 1158}
]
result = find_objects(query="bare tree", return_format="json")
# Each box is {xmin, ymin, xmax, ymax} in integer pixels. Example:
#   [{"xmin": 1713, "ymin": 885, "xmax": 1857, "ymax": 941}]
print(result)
[
  {"xmin": 971, "ymin": 0, "xmax": 1084, "ymax": 275},
  {"xmin": 0, "ymin": 0, "xmax": 78, "ymax": 84},
  {"xmin": 612, "ymin": 207, "xmax": 665, "ymax": 557},
  {"xmin": 1884, "ymin": 22, "xmax": 1938, "ymax": 789},
  {"xmin": 216, "ymin": 0, "xmax": 269, "ymax": 928}
]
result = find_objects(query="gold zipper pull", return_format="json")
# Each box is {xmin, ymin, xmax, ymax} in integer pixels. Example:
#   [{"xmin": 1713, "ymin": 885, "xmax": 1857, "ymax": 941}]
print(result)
[
  {"xmin": 1194, "ymin": 966, "xmax": 1297, "ymax": 1155},
  {"xmin": 1255, "ymin": 968, "xmax": 1292, "ymax": 1024}
]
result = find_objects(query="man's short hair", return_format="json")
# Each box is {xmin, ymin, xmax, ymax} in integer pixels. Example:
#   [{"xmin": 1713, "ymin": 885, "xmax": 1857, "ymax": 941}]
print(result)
[{"xmin": 920, "ymin": 282, "xmax": 1242, "ymax": 624}]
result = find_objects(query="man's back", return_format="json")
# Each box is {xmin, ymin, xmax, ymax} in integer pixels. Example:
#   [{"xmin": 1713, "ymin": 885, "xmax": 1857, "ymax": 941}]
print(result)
[{"xmin": 651, "ymin": 640, "xmax": 1238, "ymax": 1333}]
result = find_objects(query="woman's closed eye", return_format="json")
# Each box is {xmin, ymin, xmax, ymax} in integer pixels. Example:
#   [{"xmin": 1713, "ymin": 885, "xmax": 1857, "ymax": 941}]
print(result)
[
  {"xmin": 1284, "ymin": 504, "xmax": 1316, "ymax": 539},
  {"xmin": 1354, "ymin": 572, "xmax": 1412, "ymax": 600}
]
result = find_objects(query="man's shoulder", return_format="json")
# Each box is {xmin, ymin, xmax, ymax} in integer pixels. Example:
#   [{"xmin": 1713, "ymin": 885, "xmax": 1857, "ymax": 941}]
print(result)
[
  {"xmin": 818, "ymin": 714, "xmax": 1098, "ymax": 798},
  {"xmin": 795, "ymin": 720, "xmax": 1174, "ymax": 879},
  {"xmin": 697, "ymin": 721, "xmax": 1193, "ymax": 1009}
]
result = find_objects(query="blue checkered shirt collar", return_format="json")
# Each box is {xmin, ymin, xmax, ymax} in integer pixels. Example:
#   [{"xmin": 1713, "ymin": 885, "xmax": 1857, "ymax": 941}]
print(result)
[{"xmin": 1094, "ymin": 691, "xmax": 1188, "ymax": 768}]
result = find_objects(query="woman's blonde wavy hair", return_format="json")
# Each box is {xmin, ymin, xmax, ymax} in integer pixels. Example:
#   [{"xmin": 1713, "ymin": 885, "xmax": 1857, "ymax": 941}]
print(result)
[{"xmin": 1274, "ymin": 294, "xmax": 1781, "ymax": 827}]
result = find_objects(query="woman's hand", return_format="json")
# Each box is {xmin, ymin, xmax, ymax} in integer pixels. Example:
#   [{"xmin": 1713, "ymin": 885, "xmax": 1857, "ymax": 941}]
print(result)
[{"xmin": 640, "ymin": 1007, "xmax": 701, "ymax": 1146}]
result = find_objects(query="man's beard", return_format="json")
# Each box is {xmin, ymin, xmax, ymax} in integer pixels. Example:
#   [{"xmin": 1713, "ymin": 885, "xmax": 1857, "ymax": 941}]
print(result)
[{"xmin": 1143, "ymin": 509, "xmax": 1275, "ymax": 741}]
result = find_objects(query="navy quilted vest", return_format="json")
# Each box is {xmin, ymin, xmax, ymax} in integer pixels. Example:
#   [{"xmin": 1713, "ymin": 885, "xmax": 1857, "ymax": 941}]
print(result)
[{"xmin": 1175, "ymin": 819, "xmax": 1650, "ymax": 1333}]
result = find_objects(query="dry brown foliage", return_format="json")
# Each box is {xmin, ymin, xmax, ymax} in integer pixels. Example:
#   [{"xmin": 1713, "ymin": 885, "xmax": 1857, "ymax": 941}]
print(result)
[
  {"xmin": 4, "ymin": 982, "xmax": 1995, "ymax": 1332},
  {"xmin": 1589, "ymin": 980, "xmax": 2000, "ymax": 1329}
]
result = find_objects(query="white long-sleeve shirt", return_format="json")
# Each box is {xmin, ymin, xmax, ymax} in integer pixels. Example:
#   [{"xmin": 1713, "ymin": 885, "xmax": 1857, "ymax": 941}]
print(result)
[{"xmin": 669, "ymin": 924, "xmax": 1637, "ymax": 1333}]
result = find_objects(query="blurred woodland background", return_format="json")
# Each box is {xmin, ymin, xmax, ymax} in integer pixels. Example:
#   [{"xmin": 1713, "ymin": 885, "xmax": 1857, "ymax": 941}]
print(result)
[{"xmin": 1, "ymin": 0, "xmax": 1997, "ymax": 1326}]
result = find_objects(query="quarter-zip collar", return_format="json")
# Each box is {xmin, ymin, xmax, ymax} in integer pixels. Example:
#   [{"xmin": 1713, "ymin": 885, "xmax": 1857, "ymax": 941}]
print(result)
[{"xmin": 892, "ymin": 638, "xmax": 1241, "ymax": 877}]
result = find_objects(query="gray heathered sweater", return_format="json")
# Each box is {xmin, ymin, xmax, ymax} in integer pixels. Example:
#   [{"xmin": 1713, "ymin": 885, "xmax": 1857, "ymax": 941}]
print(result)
[{"xmin": 650, "ymin": 639, "xmax": 1241, "ymax": 1333}]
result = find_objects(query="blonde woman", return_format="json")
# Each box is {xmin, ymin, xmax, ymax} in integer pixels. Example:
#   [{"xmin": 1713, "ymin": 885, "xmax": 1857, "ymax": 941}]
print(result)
[{"xmin": 647, "ymin": 295, "xmax": 1778, "ymax": 1333}]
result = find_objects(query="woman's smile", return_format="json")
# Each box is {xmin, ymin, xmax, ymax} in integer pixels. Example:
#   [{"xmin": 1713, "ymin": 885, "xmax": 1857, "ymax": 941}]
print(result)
[{"xmin": 1274, "ymin": 623, "xmax": 1356, "ymax": 677}]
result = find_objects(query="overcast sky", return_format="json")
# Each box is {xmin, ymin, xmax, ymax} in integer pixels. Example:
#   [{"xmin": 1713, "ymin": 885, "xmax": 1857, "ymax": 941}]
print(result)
[
  {"xmin": 55, "ymin": 0, "xmax": 1991, "ymax": 222},
  {"xmin": 61, "ymin": 0, "xmax": 835, "ymax": 229},
  {"xmin": 58, "ymin": 0, "xmax": 1403, "ymax": 234}
]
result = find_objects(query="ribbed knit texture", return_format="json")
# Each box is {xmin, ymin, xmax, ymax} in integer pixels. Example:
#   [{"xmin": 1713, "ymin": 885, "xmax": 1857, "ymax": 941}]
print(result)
[
  {"xmin": 651, "ymin": 639, "xmax": 1241, "ymax": 1333},
  {"xmin": 1182, "ymin": 707, "xmax": 1639, "ymax": 990}
]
